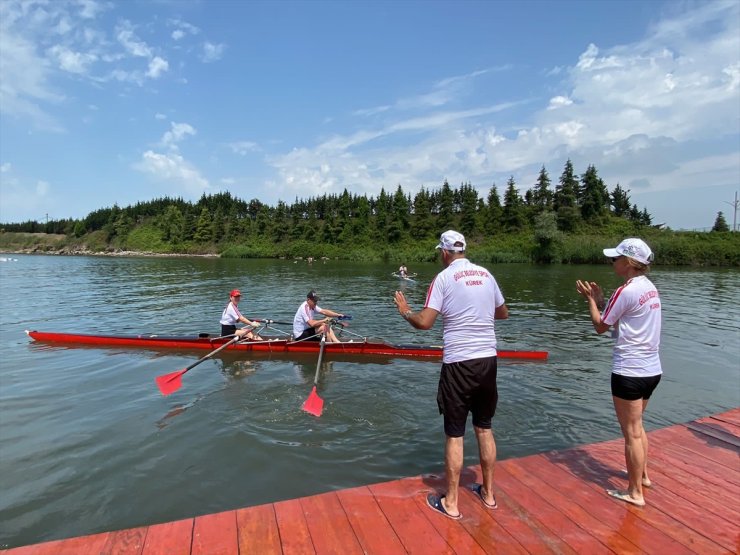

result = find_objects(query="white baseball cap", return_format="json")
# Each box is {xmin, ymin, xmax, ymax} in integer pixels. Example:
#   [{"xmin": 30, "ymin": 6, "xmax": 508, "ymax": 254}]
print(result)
[
  {"xmin": 436, "ymin": 230, "xmax": 466, "ymax": 252},
  {"xmin": 603, "ymin": 238, "xmax": 654, "ymax": 265}
]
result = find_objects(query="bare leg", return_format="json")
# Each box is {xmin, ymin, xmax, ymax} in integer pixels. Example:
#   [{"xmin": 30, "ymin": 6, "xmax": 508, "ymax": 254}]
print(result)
[
  {"xmin": 641, "ymin": 399, "xmax": 652, "ymax": 487},
  {"xmin": 612, "ymin": 396, "xmax": 647, "ymax": 505},
  {"xmin": 474, "ymin": 426, "xmax": 497, "ymax": 506},
  {"xmin": 442, "ymin": 435, "xmax": 463, "ymax": 517}
]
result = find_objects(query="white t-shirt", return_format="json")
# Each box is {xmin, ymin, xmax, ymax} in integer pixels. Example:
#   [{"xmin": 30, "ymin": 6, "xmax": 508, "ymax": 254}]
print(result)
[
  {"xmin": 220, "ymin": 302, "xmax": 242, "ymax": 326},
  {"xmin": 602, "ymin": 275, "xmax": 662, "ymax": 377},
  {"xmin": 293, "ymin": 301, "xmax": 322, "ymax": 337},
  {"xmin": 424, "ymin": 258, "xmax": 505, "ymax": 364}
]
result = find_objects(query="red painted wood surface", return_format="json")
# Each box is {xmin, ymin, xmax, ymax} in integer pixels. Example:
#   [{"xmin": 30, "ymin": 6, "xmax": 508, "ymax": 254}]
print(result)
[{"xmin": 3, "ymin": 407, "xmax": 738, "ymax": 555}]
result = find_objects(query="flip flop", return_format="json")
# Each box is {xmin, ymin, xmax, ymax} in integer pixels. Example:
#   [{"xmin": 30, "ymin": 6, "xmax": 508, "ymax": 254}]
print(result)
[
  {"xmin": 606, "ymin": 489, "xmax": 645, "ymax": 507},
  {"xmin": 426, "ymin": 493, "xmax": 462, "ymax": 520},
  {"xmin": 471, "ymin": 483, "xmax": 497, "ymax": 509}
]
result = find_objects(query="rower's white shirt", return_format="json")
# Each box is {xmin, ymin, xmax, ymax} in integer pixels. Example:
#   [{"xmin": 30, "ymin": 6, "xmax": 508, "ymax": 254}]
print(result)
[
  {"xmin": 293, "ymin": 301, "xmax": 322, "ymax": 337},
  {"xmin": 602, "ymin": 275, "xmax": 662, "ymax": 377},
  {"xmin": 424, "ymin": 257, "xmax": 505, "ymax": 364},
  {"xmin": 220, "ymin": 302, "xmax": 242, "ymax": 326}
]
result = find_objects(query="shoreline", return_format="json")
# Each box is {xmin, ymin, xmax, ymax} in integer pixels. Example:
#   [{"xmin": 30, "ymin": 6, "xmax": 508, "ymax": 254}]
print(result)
[{"xmin": 0, "ymin": 247, "xmax": 220, "ymax": 258}]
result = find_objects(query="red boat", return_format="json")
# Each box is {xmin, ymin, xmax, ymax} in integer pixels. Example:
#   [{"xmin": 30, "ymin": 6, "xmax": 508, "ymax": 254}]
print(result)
[{"xmin": 25, "ymin": 330, "xmax": 548, "ymax": 361}]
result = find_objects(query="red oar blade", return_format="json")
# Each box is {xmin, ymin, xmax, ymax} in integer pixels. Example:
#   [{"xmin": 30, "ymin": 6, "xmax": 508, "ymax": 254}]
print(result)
[
  {"xmin": 302, "ymin": 386, "xmax": 324, "ymax": 417},
  {"xmin": 155, "ymin": 369, "xmax": 186, "ymax": 396}
]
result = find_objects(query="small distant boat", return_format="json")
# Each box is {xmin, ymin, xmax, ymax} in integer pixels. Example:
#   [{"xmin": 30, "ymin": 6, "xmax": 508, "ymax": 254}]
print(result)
[
  {"xmin": 0, "ymin": 257, "xmax": 18, "ymax": 262},
  {"xmin": 391, "ymin": 272, "xmax": 417, "ymax": 282}
]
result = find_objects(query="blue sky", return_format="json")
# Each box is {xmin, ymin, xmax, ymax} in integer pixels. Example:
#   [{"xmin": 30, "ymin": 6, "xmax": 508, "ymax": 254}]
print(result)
[{"xmin": 1, "ymin": 0, "xmax": 738, "ymax": 230}]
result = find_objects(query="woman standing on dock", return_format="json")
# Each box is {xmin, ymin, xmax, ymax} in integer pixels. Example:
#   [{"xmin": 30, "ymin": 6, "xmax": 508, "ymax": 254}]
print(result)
[{"xmin": 576, "ymin": 238, "xmax": 662, "ymax": 507}]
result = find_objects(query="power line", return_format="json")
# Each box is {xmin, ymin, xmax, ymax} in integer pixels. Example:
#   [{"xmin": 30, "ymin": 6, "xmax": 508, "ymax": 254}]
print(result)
[{"xmin": 723, "ymin": 191, "xmax": 738, "ymax": 232}]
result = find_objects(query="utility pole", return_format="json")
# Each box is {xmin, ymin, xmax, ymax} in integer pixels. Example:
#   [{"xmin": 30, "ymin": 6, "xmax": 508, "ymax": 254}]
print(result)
[{"xmin": 724, "ymin": 191, "xmax": 738, "ymax": 232}]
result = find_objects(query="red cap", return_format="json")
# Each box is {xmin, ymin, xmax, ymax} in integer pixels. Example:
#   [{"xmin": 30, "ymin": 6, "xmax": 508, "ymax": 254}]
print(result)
[{"xmin": 230, "ymin": 289, "xmax": 241, "ymax": 297}]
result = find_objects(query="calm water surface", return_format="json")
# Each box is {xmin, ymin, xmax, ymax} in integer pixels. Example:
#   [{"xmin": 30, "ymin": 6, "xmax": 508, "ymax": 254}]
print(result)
[{"xmin": 0, "ymin": 254, "xmax": 738, "ymax": 548}]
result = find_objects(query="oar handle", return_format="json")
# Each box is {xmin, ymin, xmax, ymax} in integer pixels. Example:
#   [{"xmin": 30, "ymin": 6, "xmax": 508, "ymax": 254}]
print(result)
[
  {"xmin": 253, "ymin": 318, "xmax": 293, "ymax": 325},
  {"xmin": 338, "ymin": 315, "xmax": 352, "ymax": 320}
]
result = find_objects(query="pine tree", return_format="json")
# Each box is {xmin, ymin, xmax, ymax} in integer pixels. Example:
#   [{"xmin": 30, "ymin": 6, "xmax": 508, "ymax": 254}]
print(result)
[
  {"xmin": 712, "ymin": 211, "xmax": 730, "ymax": 232},
  {"xmin": 485, "ymin": 184, "xmax": 502, "ymax": 234},
  {"xmin": 502, "ymin": 176, "xmax": 526, "ymax": 231},
  {"xmin": 531, "ymin": 165, "xmax": 553, "ymax": 211},
  {"xmin": 554, "ymin": 160, "xmax": 580, "ymax": 231},
  {"xmin": 610, "ymin": 183, "xmax": 631, "ymax": 217}
]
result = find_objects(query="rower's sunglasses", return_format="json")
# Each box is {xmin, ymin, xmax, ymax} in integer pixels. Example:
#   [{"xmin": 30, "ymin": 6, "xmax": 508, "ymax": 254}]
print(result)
[{"xmin": 611, "ymin": 256, "xmax": 623, "ymax": 262}]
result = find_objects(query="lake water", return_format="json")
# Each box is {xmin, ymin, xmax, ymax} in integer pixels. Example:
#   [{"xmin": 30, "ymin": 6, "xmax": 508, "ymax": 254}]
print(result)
[{"xmin": 0, "ymin": 254, "xmax": 738, "ymax": 548}]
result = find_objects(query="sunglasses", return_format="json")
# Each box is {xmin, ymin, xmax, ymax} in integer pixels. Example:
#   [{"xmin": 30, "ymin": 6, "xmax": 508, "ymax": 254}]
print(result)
[{"xmin": 611, "ymin": 256, "xmax": 623, "ymax": 263}]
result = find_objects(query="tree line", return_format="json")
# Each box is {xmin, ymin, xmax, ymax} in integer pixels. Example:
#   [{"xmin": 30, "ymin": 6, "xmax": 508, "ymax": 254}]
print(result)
[{"xmin": 3, "ymin": 159, "xmax": 654, "ymax": 245}]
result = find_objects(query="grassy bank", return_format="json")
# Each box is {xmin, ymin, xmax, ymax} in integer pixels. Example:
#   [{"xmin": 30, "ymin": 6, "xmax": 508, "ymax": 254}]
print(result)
[{"xmin": 2, "ymin": 229, "xmax": 738, "ymax": 266}]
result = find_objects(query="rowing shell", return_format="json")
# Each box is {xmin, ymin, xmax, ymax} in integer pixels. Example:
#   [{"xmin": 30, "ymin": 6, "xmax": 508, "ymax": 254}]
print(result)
[{"xmin": 25, "ymin": 330, "xmax": 548, "ymax": 360}]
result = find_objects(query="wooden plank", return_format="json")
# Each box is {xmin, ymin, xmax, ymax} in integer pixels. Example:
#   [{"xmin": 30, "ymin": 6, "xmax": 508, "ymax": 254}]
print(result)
[
  {"xmin": 698, "ymin": 414, "xmax": 740, "ymax": 436},
  {"xmin": 648, "ymin": 438, "xmax": 740, "ymax": 492},
  {"xmin": 368, "ymin": 476, "xmax": 456, "ymax": 554},
  {"xmin": 335, "ymin": 486, "xmax": 407, "ymax": 555},
  {"xmin": 685, "ymin": 421, "xmax": 740, "ymax": 448},
  {"xmin": 519, "ymin": 453, "xmax": 696, "ymax": 555},
  {"xmin": 300, "ymin": 492, "xmax": 364, "ymax": 555},
  {"xmin": 503, "ymin": 457, "xmax": 638, "ymax": 553},
  {"xmin": 652, "ymin": 426, "xmax": 739, "ymax": 470},
  {"xmin": 274, "ymin": 498, "xmax": 315, "ymax": 555},
  {"xmin": 0, "ymin": 533, "xmax": 112, "ymax": 555},
  {"xmin": 543, "ymin": 446, "xmax": 733, "ymax": 554},
  {"xmin": 99, "ymin": 527, "xmax": 147, "ymax": 554},
  {"xmin": 142, "ymin": 518, "xmax": 192, "ymax": 555},
  {"xmin": 462, "ymin": 464, "xmax": 573, "ymax": 555},
  {"xmin": 587, "ymin": 442, "xmax": 740, "ymax": 525},
  {"xmin": 711, "ymin": 408, "xmax": 740, "ymax": 427},
  {"xmin": 581, "ymin": 443, "xmax": 738, "ymax": 552},
  {"xmin": 495, "ymin": 462, "xmax": 616, "ymax": 554},
  {"xmin": 192, "ymin": 510, "xmax": 237, "ymax": 555},
  {"xmin": 236, "ymin": 503, "xmax": 281, "ymax": 555},
  {"xmin": 653, "ymin": 434, "xmax": 740, "ymax": 487}
]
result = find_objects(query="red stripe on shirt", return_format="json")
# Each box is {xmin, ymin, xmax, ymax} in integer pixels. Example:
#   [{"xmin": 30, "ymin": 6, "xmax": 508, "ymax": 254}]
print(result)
[
  {"xmin": 424, "ymin": 276, "xmax": 438, "ymax": 308},
  {"xmin": 602, "ymin": 281, "xmax": 628, "ymax": 321}
]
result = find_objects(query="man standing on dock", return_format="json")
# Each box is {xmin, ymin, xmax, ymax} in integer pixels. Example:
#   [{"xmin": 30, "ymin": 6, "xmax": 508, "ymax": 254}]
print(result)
[{"xmin": 394, "ymin": 229, "xmax": 509, "ymax": 520}]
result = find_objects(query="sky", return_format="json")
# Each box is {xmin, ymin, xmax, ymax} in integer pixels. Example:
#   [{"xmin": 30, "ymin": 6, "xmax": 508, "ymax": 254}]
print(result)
[{"xmin": 1, "ymin": 0, "xmax": 738, "ymax": 231}]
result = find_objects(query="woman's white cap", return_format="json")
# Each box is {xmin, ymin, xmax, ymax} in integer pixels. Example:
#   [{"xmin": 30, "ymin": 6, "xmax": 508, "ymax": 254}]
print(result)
[{"xmin": 603, "ymin": 238, "xmax": 654, "ymax": 264}]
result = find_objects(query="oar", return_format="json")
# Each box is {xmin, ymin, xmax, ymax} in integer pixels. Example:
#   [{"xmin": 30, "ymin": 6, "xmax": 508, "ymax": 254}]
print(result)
[
  {"xmin": 302, "ymin": 332, "xmax": 327, "ymax": 417},
  {"xmin": 253, "ymin": 318, "xmax": 293, "ymax": 325},
  {"xmin": 155, "ymin": 336, "xmax": 240, "ymax": 396}
]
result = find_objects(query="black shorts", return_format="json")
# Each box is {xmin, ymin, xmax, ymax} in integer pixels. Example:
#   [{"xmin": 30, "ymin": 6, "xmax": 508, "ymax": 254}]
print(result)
[
  {"xmin": 437, "ymin": 356, "xmax": 498, "ymax": 438},
  {"xmin": 295, "ymin": 328, "xmax": 320, "ymax": 341},
  {"xmin": 221, "ymin": 324, "xmax": 237, "ymax": 337},
  {"xmin": 611, "ymin": 373, "xmax": 662, "ymax": 401}
]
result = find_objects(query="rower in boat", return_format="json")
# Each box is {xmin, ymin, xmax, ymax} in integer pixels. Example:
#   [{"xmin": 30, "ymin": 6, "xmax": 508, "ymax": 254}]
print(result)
[
  {"xmin": 293, "ymin": 290, "xmax": 344, "ymax": 343},
  {"xmin": 220, "ymin": 289, "xmax": 263, "ymax": 340}
]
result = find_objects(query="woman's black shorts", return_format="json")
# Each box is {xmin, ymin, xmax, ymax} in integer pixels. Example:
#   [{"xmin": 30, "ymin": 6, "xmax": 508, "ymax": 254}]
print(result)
[
  {"xmin": 437, "ymin": 356, "xmax": 498, "ymax": 438},
  {"xmin": 295, "ymin": 328, "xmax": 320, "ymax": 341},
  {"xmin": 611, "ymin": 373, "xmax": 662, "ymax": 401},
  {"xmin": 221, "ymin": 324, "xmax": 237, "ymax": 337}
]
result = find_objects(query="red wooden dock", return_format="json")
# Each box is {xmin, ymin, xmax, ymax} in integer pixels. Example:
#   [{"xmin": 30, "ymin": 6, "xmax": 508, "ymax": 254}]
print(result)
[{"xmin": 4, "ymin": 408, "xmax": 738, "ymax": 554}]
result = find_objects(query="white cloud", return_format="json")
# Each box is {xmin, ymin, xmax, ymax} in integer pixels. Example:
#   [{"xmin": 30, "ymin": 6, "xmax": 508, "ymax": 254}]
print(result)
[
  {"xmin": 155, "ymin": 112, "xmax": 167, "ymax": 120},
  {"xmin": 147, "ymin": 56, "xmax": 169, "ymax": 78},
  {"xmin": 547, "ymin": 95, "xmax": 572, "ymax": 110},
  {"xmin": 228, "ymin": 141, "xmax": 260, "ymax": 155},
  {"xmin": 135, "ymin": 150, "xmax": 209, "ymax": 194},
  {"xmin": 47, "ymin": 44, "xmax": 98, "ymax": 74},
  {"xmin": 161, "ymin": 122, "xmax": 196, "ymax": 149},
  {"xmin": 116, "ymin": 21, "xmax": 151, "ymax": 58},
  {"xmin": 1, "ymin": 163, "xmax": 11, "ymax": 173},
  {"xmin": 201, "ymin": 41, "xmax": 225, "ymax": 63}
]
